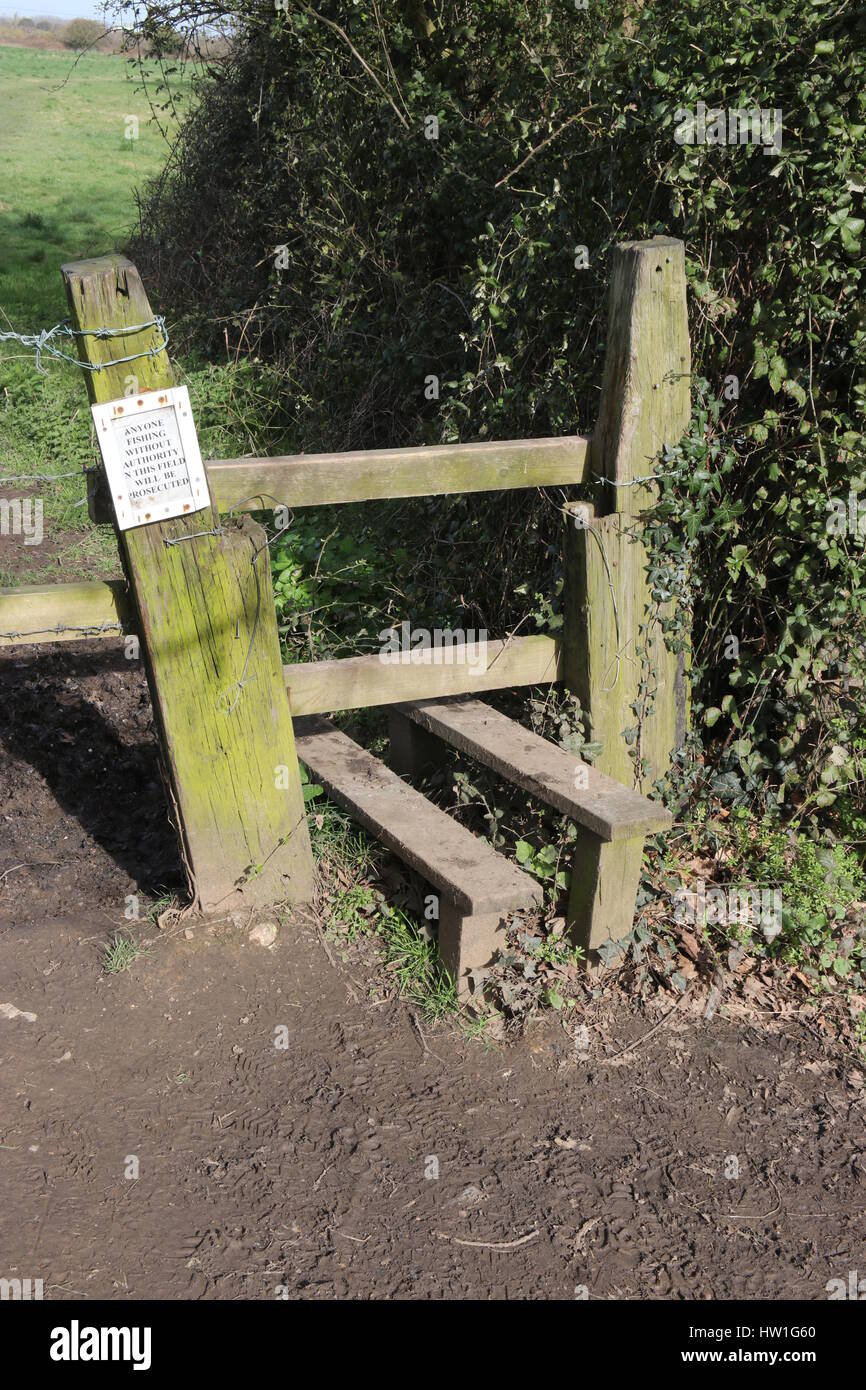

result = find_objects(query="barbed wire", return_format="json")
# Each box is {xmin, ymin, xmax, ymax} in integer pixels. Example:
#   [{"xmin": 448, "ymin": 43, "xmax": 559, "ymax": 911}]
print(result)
[
  {"xmin": 592, "ymin": 470, "xmax": 682, "ymax": 488},
  {"xmin": 0, "ymin": 316, "xmax": 168, "ymax": 374},
  {"xmin": 0, "ymin": 469, "xmax": 90, "ymax": 485},
  {"xmin": 164, "ymin": 527, "xmax": 224, "ymax": 547},
  {"xmin": 0, "ymin": 620, "xmax": 127, "ymax": 643}
]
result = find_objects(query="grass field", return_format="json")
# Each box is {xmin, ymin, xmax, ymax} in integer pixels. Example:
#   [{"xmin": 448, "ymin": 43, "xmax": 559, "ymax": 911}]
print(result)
[
  {"xmin": 0, "ymin": 45, "xmax": 370, "ymax": 593},
  {"xmin": 0, "ymin": 46, "xmax": 258, "ymax": 586},
  {"xmin": 0, "ymin": 44, "xmax": 190, "ymax": 327}
]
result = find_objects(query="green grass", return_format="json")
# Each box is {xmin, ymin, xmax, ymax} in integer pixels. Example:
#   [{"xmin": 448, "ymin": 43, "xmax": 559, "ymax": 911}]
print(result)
[
  {"xmin": 0, "ymin": 46, "xmax": 195, "ymax": 584},
  {"xmin": 0, "ymin": 45, "xmax": 191, "ymax": 329},
  {"xmin": 310, "ymin": 799, "xmax": 459, "ymax": 1020},
  {"xmin": 382, "ymin": 905, "xmax": 458, "ymax": 1020},
  {"xmin": 101, "ymin": 929, "xmax": 149, "ymax": 975},
  {"xmin": 0, "ymin": 48, "xmax": 282, "ymax": 587}
]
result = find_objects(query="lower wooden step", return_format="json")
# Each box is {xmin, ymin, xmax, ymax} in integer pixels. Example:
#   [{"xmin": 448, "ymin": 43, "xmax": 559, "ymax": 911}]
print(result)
[
  {"xmin": 390, "ymin": 696, "xmax": 671, "ymax": 956},
  {"xmin": 294, "ymin": 715, "xmax": 542, "ymax": 997}
]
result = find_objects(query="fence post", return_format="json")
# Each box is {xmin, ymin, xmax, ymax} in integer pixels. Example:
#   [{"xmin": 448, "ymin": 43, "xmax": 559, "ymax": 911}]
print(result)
[
  {"xmin": 562, "ymin": 237, "xmax": 689, "ymax": 955},
  {"xmin": 62, "ymin": 255, "xmax": 315, "ymax": 913},
  {"xmin": 564, "ymin": 235, "xmax": 690, "ymax": 792}
]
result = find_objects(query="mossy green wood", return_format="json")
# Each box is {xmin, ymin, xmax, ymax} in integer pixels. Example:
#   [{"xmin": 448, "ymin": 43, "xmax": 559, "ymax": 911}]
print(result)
[
  {"xmin": 564, "ymin": 509, "xmax": 687, "ymax": 791},
  {"xmin": 61, "ymin": 254, "xmax": 314, "ymax": 912},
  {"xmin": 561, "ymin": 237, "xmax": 689, "ymax": 958},
  {"xmin": 284, "ymin": 634, "xmax": 562, "ymax": 714},
  {"xmin": 0, "ymin": 579, "xmax": 131, "ymax": 646},
  {"xmin": 565, "ymin": 237, "xmax": 690, "ymax": 792},
  {"xmin": 210, "ymin": 435, "xmax": 591, "ymax": 512},
  {"xmin": 591, "ymin": 236, "xmax": 690, "ymax": 517}
]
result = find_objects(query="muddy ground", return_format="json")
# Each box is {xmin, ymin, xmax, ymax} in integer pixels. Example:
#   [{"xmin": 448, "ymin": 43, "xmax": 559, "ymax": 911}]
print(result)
[{"xmin": 1, "ymin": 640, "xmax": 864, "ymax": 1300}]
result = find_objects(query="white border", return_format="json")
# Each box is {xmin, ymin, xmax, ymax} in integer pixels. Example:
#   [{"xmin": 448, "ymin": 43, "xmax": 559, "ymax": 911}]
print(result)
[{"xmin": 90, "ymin": 385, "xmax": 210, "ymax": 531}]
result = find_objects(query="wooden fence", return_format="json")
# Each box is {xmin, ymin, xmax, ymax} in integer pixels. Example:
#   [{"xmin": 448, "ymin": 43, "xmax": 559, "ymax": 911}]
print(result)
[{"xmin": 0, "ymin": 237, "xmax": 690, "ymax": 983}]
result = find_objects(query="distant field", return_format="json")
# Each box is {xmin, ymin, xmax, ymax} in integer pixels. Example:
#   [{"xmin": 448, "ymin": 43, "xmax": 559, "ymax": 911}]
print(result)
[
  {"xmin": 0, "ymin": 45, "xmax": 283, "ymax": 593},
  {"xmin": 0, "ymin": 45, "xmax": 194, "ymax": 585},
  {"xmin": 0, "ymin": 44, "xmax": 192, "ymax": 328},
  {"xmin": 0, "ymin": 26, "xmax": 73, "ymax": 52}
]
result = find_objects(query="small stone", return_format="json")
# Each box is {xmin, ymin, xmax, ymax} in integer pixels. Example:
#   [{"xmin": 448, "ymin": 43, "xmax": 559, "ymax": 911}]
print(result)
[
  {"xmin": 0, "ymin": 1002, "xmax": 36, "ymax": 1023},
  {"xmin": 249, "ymin": 922, "xmax": 278, "ymax": 948},
  {"xmin": 184, "ymin": 928, "xmax": 195, "ymax": 940},
  {"xmin": 447, "ymin": 1184, "xmax": 487, "ymax": 1211}
]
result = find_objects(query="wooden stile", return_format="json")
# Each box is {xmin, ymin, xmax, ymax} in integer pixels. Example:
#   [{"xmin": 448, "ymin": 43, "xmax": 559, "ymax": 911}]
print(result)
[
  {"xmin": 0, "ymin": 236, "xmax": 690, "ymax": 981},
  {"xmin": 61, "ymin": 255, "xmax": 314, "ymax": 912}
]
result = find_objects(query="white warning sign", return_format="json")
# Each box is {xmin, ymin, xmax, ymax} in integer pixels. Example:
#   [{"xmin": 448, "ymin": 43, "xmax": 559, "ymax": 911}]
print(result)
[{"xmin": 91, "ymin": 386, "xmax": 209, "ymax": 530}]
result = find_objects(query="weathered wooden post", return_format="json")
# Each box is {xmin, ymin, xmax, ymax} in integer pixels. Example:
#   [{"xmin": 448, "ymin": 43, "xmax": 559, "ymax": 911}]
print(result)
[
  {"xmin": 62, "ymin": 255, "xmax": 315, "ymax": 913},
  {"xmin": 563, "ymin": 235, "xmax": 690, "ymax": 951}
]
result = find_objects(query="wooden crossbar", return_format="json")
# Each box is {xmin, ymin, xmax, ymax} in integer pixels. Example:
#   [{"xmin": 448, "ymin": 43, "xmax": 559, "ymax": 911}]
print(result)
[
  {"xmin": 208, "ymin": 434, "xmax": 591, "ymax": 511},
  {"xmin": 84, "ymin": 434, "xmax": 591, "ymax": 523},
  {"xmin": 284, "ymin": 636, "xmax": 561, "ymax": 713},
  {"xmin": 0, "ymin": 587, "xmax": 561, "ymax": 710},
  {"xmin": 0, "ymin": 580, "xmax": 131, "ymax": 647}
]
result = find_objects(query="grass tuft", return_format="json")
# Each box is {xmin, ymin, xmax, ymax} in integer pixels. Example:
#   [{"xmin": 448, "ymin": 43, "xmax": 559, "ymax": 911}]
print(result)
[{"xmin": 101, "ymin": 929, "xmax": 149, "ymax": 975}]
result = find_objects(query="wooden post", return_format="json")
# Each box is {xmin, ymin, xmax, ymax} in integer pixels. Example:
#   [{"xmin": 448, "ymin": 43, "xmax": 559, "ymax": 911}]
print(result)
[
  {"xmin": 592, "ymin": 236, "xmax": 691, "ymax": 519},
  {"xmin": 62, "ymin": 255, "xmax": 314, "ymax": 913},
  {"xmin": 566, "ymin": 834, "xmax": 644, "ymax": 956},
  {"xmin": 387, "ymin": 708, "xmax": 446, "ymax": 780},
  {"xmin": 564, "ymin": 236, "xmax": 690, "ymax": 792},
  {"xmin": 437, "ymin": 903, "xmax": 506, "ymax": 1002},
  {"xmin": 562, "ymin": 236, "xmax": 690, "ymax": 956}
]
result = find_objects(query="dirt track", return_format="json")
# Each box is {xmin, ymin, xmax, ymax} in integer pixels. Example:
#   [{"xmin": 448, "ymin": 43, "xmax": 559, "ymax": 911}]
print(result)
[{"xmin": 1, "ymin": 643, "xmax": 865, "ymax": 1299}]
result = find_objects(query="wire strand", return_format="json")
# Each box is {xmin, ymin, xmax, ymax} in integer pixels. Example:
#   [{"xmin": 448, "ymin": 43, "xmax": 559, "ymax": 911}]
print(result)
[{"xmin": 0, "ymin": 316, "xmax": 168, "ymax": 374}]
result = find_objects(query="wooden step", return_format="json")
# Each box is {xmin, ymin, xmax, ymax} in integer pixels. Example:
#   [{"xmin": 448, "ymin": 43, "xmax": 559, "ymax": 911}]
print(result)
[
  {"xmin": 395, "ymin": 697, "xmax": 671, "ymax": 841},
  {"xmin": 294, "ymin": 715, "xmax": 542, "ymax": 919}
]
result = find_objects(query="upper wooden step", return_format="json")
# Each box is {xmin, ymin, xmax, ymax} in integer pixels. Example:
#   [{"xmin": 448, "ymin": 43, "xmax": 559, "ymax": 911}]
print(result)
[
  {"xmin": 294, "ymin": 715, "xmax": 543, "ymax": 917},
  {"xmin": 395, "ymin": 697, "xmax": 672, "ymax": 842}
]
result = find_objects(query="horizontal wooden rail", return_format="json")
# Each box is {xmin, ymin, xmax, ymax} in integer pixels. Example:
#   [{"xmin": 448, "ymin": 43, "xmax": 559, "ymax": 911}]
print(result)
[
  {"xmin": 210, "ymin": 434, "xmax": 591, "ymax": 512},
  {"xmin": 285, "ymin": 635, "xmax": 562, "ymax": 714},
  {"xmin": 0, "ymin": 580, "xmax": 131, "ymax": 647},
  {"xmin": 0, "ymin": 587, "xmax": 563, "ymax": 714}
]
